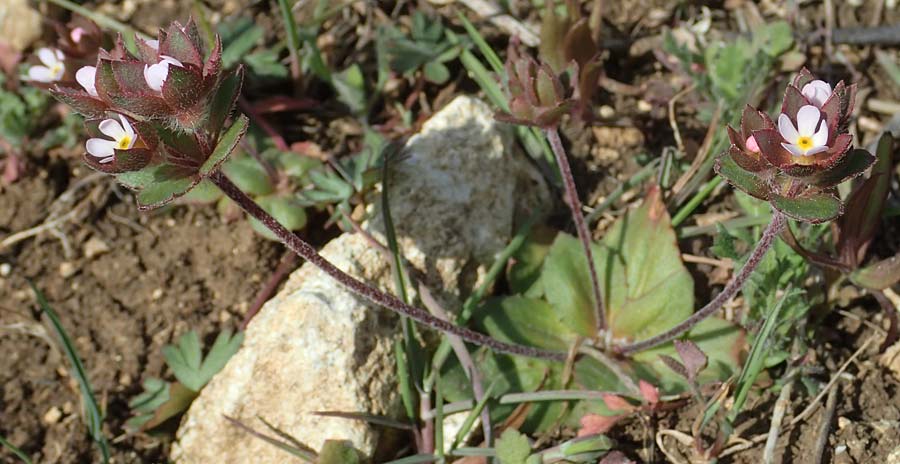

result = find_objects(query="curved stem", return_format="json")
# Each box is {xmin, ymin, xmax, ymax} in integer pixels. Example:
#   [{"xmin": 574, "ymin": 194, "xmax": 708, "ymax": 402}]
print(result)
[
  {"xmin": 617, "ymin": 210, "xmax": 787, "ymax": 355},
  {"xmin": 209, "ymin": 170, "xmax": 566, "ymax": 361},
  {"xmin": 545, "ymin": 128, "xmax": 606, "ymax": 333}
]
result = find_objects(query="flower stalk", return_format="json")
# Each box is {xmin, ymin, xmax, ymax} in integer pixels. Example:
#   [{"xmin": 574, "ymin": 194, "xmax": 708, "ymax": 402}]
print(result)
[
  {"xmin": 616, "ymin": 210, "xmax": 786, "ymax": 355},
  {"xmin": 209, "ymin": 170, "xmax": 567, "ymax": 362},
  {"xmin": 545, "ymin": 127, "xmax": 607, "ymax": 334}
]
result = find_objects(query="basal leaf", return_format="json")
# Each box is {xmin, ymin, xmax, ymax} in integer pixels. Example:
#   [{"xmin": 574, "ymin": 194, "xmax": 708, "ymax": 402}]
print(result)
[
  {"xmin": 496, "ymin": 429, "xmax": 532, "ymax": 464},
  {"xmin": 508, "ymin": 225, "xmax": 556, "ymax": 297},
  {"xmin": 541, "ymin": 234, "xmax": 602, "ymax": 337},
  {"xmin": 598, "ymin": 190, "xmax": 695, "ymax": 341},
  {"xmin": 633, "ymin": 318, "xmax": 744, "ymax": 392},
  {"xmin": 474, "ymin": 296, "xmax": 577, "ymax": 351},
  {"xmin": 851, "ymin": 253, "xmax": 900, "ymax": 290}
]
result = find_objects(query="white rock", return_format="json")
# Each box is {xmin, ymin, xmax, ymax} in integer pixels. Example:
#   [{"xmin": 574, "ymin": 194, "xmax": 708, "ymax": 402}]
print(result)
[{"xmin": 171, "ymin": 96, "xmax": 550, "ymax": 462}]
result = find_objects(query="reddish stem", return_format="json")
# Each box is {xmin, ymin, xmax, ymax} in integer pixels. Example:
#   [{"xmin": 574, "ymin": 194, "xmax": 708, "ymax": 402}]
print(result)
[
  {"xmin": 617, "ymin": 211, "xmax": 787, "ymax": 355},
  {"xmin": 545, "ymin": 128, "xmax": 607, "ymax": 333},
  {"xmin": 209, "ymin": 170, "xmax": 566, "ymax": 361}
]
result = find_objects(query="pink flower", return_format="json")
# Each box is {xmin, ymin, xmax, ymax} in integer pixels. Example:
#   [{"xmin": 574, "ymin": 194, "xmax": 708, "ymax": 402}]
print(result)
[
  {"xmin": 85, "ymin": 115, "xmax": 137, "ymax": 164},
  {"xmin": 745, "ymin": 135, "xmax": 760, "ymax": 153},
  {"xmin": 778, "ymin": 105, "xmax": 829, "ymax": 157}
]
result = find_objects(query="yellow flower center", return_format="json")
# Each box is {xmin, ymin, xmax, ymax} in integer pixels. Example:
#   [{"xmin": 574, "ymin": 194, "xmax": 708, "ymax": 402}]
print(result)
[
  {"xmin": 50, "ymin": 63, "xmax": 63, "ymax": 76},
  {"xmin": 796, "ymin": 136, "xmax": 813, "ymax": 151},
  {"xmin": 116, "ymin": 135, "xmax": 132, "ymax": 150}
]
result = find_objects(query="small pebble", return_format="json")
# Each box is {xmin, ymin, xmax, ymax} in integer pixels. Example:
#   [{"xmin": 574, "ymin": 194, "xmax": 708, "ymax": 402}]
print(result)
[
  {"xmin": 0, "ymin": 263, "xmax": 11, "ymax": 277},
  {"xmin": 83, "ymin": 237, "xmax": 111, "ymax": 259},
  {"xmin": 43, "ymin": 406, "xmax": 62, "ymax": 425},
  {"xmin": 151, "ymin": 288, "xmax": 164, "ymax": 300},
  {"xmin": 59, "ymin": 262, "xmax": 77, "ymax": 278},
  {"xmin": 119, "ymin": 373, "xmax": 132, "ymax": 387},
  {"xmin": 637, "ymin": 100, "xmax": 653, "ymax": 113},
  {"xmin": 598, "ymin": 105, "xmax": 615, "ymax": 119},
  {"xmin": 838, "ymin": 416, "xmax": 851, "ymax": 429},
  {"xmin": 220, "ymin": 310, "xmax": 232, "ymax": 323}
]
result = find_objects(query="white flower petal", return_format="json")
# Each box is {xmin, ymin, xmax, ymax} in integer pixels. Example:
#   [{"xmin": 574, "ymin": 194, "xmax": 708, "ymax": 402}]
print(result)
[
  {"xmin": 806, "ymin": 145, "xmax": 828, "ymax": 156},
  {"xmin": 37, "ymin": 48, "xmax": 59, "ymax": 67},
  {"xmin": 118, "ymin": 114, "xmax": 136, "ymax": 146},
  {"xmin": 796, "ymin": 105, "xmax": 821, "ymax": 136},
  {"xmin": 99, "ymin": 118, "xmax": 126, "ymax": 139},
  {"xmin": 27, "ymin": 65, "xmax": 55, "ymax": 82},
  {"xmin": 86, "ymin": 138, "xmax": 117, "ymax": 158},
  {"xmin": 143, "ymin": 62, "xmax": 169, "ymax": 91},
  {"xmin": 778, "ymin": 113, "xmax": 799, "ymax": 143},
  {"xmin": 145, "ymin": 39, "xmax": 160, "ymax": 50},
  {"xmin": 812, "ymin": 120, "xmax": 829, "ymax": 147},
  {"xmin": 76, "ymin": 66, "xmax": 98, "ymax": 96},
  {"xmin": 160, "ymin": 55, "xmax": 183, "ymax": 67},
  {"xmin": 801, "ymin": 80, "xmax": 832, "ymax": 107},
  {"xmin": 781, "ymin": 142, "xmax": 804, "ymax": 157}
]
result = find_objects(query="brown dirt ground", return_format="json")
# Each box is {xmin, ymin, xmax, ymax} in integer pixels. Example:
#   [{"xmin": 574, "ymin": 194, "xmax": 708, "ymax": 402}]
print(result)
[{"xmin": 0, "ymin": 160, "xmax": 279, "ymax": 463}]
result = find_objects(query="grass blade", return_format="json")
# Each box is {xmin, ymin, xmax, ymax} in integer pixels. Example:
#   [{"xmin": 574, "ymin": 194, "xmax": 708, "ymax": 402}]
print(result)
[
  {"xmin": 312, "ymin": 411, "xmax": 415, "ymax": 430},
  {"xmin": 31, "ymin": 283, "xmax": 110, "ymax": 463},
  {"xmin": 0, "ymin": 435, "xmax": 32, "ymax": 464},
  {"xmin": 224, "ymin": 415, "xmax": 316, "ymax": 462}
]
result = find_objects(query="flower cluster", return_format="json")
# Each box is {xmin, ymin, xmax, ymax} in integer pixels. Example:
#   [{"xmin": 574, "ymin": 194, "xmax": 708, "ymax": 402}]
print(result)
[
  {"xmin": 47, "ymin": 19, "xmax": 246, "ymax": 209},
  {"xmin": 27, "ymin": 17, "xmax": 104, "ymax": 85},
  {"xmin": 715, "ymin": 68, "xmax": 874, "ymax": 223}
]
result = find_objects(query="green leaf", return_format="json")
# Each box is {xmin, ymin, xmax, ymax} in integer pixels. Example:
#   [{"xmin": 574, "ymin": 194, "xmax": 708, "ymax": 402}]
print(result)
[
  {"xmin": 851, "ymin": 253, "xmax": 900, "ymax": 290},
  {"xmin": 126, "ymin": 380, "xmax": 199, "ymax": 431},
  {"xmin": 317, "ymin": 440, "xmax": 361, "ymax": 464},
  {"xmin": 163, "ymin": 330, "xmax": 243, "ymax": 392},
  {"xmin": 136, "ymin": 174, "xmax": 199, "ymax": 210},
  {"xmin": 770, "ymin": 191, "xmax": 843, "ymax": 224},
  {"xmin": 633, "ymin": 318, "xmax": 744, "ymax": 392},
  {"xmin": 496, "ymin": 429, "xmax": 532, "ymax": 464},
  {"xmin": 508, "ymin": 226, "xmax": 556, "ymax": 297},
  {"xmin": 222, "ymin": 155, "xmax": 275, "ymax": 196},
  {"xmin": 248, "ymin": 195, "xmax": 308, "ymax": 240},
  {"xmin": 179, "ymin": 179, "xmax": 223, "ymax": 203},
  {"xmin": 220, "ymin": 20, "xmax": 264, "ymax": 68},
  {"xmin": 423, "ymin": 61, "xmax": 450, "ymax": 84},
  {"xmin": 474, "ymin": 296, "xmax": 578, "ymax": 351},
  {"xmin": 333, "ymin": 64, "xmax": 367, "ymax": 115},
  {"xmin": 714, "ymin": 154, "xmax": 770, "ymax": 200},
  {"xmin": 201, "ymin": 114, "xmax": 249, "ymax": 177},
  {"xmin": 544, "ymin": 191, "xmax": 696, "ymax": 341},
  {"xmin": 541, "ymin": 234, "xmax": 601, "ymax": 337}
]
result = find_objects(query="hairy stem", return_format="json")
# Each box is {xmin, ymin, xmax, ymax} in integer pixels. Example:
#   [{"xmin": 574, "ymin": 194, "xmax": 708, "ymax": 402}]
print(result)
[
  {"xmin": 617, "ymin": 210, "xmax": 787, "ymax": 355},
  {"xmin": 545, "ymin": 127, "xmax": 606, "ymax": 333},
  {"xmin": 209, "ymin": 170, "xmax": 565, "ymax": 361}
]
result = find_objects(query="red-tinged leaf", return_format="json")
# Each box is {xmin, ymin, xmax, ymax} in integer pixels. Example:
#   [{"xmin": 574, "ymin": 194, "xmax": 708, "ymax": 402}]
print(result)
[
  {"xmin": 577, "ymin": 413, "xmax": 623, "ymax": 437},
  {"xmin": 161, "ymin": 23, "xmax": 203, "ymax": 67},
  {"xmin": 851, "ymin": 254, "xmax": 900, "ymax": 290},
  {"xmin": 752, "ymin": 128, "xmax": 792, "ymax": 168},
  {"xmin": 51, "ymin": 87, "xmax": 108, "ymax": 118},
  {"xmin": 771, "ymin": 190, "xmax": 843, "ymax": 224},
  {"xmin": 838, "ymin": 135, "xmax": 893, "ymax": 264},
  {"xmin": 791, "ymin": 67, "xmax": 816, "ymax": 89},
  {"xmin": 780, "ymin": 85, "xmax": 809, "ymax": 121},
  {"xmin": 821, "ymin": 81, "xmax": 844, "ymax": 138},
  {"xmin": 207, "ymin": 66, "xmax": 243, "ymax": 135},
  {"xmin": 727, "ymin": 144, "xmax": 769, "ymax": 173},
  {"xmin": 95, "ymin": 60, "xmax": 121, "ymax": 100},
  {"xmin": 182, "ymin": 18, "xmax": 206, "ymax": 54},
  {"xmin": 162, "ymin": 65, "xmax": 205, "ymax": 110},
  {"xmin": 814, "ymin": 133, "xmax": 854, "ymax": 169},
  {"xmin": 109, "ymin": 94, "xmax": 170, "ymax": 120},
  {"xmin": 674, "ymin": 340, "xmax": 708, "ymax": 380},
  {"xmin": 137, "ymin": 37, "xmax": 160, "ymax": 63},
  {"xmin": 715, "ymin": 153, "xmax": 771, "ymax": 200},
  {"xmin": 203, "ymin": 36, "xmax": 222, "ymax": 78},
  {"xmin": 601, "ymin": 394, "xmax": 634, "ymax": 413},
  {"xmin": 111, "ymin": 59, "xmax": 152, "ymax": 94},
  {"xmin": 808, "ymin": 147, "xmax": 874, "ymax": 188},
  {"xmin": 658, "ymin": 354, "xmax": 688, "ymax": 379},
  {"xmin": 638, "ymin": 380, "xmax": 659, "ymax": 405},
  {"xmin": 139, "ymin": 382, "xmax": 198, "ymax": 431},
  {"xmin": 740, "ymin": 104, "xmax": 775, "ymax": 141}
]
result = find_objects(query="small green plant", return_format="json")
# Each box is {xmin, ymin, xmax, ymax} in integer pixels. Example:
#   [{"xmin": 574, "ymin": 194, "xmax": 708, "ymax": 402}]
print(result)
[
  {"xmin": 378, "ymin": 12, "xmax": 461, "ymax": 85},
  {"xmin": 128, "ymin": 329, "xmax": 243, "ymax": 430}
]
